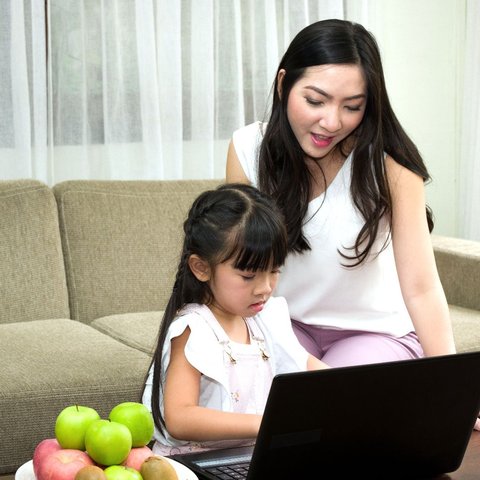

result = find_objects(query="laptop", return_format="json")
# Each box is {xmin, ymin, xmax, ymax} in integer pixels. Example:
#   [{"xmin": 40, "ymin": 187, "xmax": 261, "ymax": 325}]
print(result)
[{"xmin": 169, "ymin": 351, "xmax": 480, "ymax": 479}]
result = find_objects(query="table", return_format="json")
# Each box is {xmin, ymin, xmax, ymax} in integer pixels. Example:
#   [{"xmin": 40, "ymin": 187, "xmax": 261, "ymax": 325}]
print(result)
[
  {"xmin": 438, "ymin": 430, "xmax": 480, "ymax": 479},
  {"xmin": 4, "ymin": 432, "xmax": 479, "ymax": 480}
]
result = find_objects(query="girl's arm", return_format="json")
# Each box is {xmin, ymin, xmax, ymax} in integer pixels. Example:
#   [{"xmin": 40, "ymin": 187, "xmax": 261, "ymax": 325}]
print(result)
[
  {"xmin": 387, "ymin": 155, "xmax": 456, "ymax": 356},
  {"xmin": 163, "ymin": 327, "xmax": 262, "ymax": 442}
]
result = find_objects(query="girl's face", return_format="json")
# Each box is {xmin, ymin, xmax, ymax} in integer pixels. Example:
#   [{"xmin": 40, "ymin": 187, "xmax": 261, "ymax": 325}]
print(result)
[
  {"xmin": 279, "ymin": 64, "xmax": 367, "ymax": 161},
  {"xmin": 207, "ymin": 260, "xmax": 280, "ymax": 321}
]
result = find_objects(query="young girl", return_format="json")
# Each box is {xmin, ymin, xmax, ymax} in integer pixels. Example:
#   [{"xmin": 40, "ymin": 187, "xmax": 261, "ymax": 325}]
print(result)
[{"xmin": 142, "ymin": 183, "xmax": 328, "ymax": 455}]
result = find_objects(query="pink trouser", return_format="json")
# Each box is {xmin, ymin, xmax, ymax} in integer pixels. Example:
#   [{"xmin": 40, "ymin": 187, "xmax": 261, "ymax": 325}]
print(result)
[{"xmin": 291, "ymin": 319, "xmax": 424, "ymax": 368}]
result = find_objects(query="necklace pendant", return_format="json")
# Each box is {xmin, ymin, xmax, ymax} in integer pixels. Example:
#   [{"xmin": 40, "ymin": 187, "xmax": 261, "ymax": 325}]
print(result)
[
  {"xmin": 222, "ymin": 341, "xmax": 237, "ymax": 364},
  {"xmin": 226, "ymin": 350, "xmax": 237, "ymax": 364}
]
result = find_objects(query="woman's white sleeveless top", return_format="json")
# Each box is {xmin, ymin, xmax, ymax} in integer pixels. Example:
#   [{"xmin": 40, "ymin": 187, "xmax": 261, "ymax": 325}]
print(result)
[{"xmin": 232, "ymin": 121, "xmax": 414, "ymax": 337}]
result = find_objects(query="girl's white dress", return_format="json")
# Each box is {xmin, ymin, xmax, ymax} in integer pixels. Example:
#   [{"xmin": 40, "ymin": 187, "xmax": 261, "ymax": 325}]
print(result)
[{"xmin": 142, "ymin": 296, "xmax": 309, "ymax": 454}]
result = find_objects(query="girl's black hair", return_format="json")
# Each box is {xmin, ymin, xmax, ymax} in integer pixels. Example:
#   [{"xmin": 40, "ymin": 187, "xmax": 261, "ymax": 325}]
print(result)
[
  {"xmin": 259, "ymin": 19, "xmax": 434, "ymax": 265},
  {"xmin": 142, "ymin": 183, "xmax": 288, "ymax": 433}
]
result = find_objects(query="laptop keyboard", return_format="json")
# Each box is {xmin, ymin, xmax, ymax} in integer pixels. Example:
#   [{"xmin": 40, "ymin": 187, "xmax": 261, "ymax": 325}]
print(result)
[{"xmin": 204, "ymin": 461, "xmax": 250, "ymax": 479}]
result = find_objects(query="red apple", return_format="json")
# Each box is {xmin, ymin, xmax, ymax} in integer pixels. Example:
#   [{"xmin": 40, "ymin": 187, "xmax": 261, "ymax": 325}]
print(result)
[
  {"xmin": 36, "ymin": 449, "xmax": 94, "ymax": 480},
  {"xmin": 33, "ymin": 439, "xmax": 62, "ymax": 477},
  {"xmin": 122, "ymin": 446, "xmax": 153, "ymax": 471}
]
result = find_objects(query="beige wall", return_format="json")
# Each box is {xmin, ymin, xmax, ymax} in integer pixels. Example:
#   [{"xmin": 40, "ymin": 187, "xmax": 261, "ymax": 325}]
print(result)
[{"xmin": 348, "ymin": 0, "xmax": 465, "ymax": 236}]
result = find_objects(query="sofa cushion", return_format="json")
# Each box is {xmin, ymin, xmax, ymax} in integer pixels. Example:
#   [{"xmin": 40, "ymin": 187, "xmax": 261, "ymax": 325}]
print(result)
[
  {"xmin": 91, "ymin": 311, "xmax": 163, "ymax": 355},
  {"xmin": 0, "ymin": 319, "xmax": 151, "ymax": 474},
  {"xmin": 53, "ymin": 179, "xmax": 221, "ymax": 324},
  {"xmin": 450, "ymin": 305, "xmax": 480, "ymax": 353},
  {"xmin": 0, "ymin": 180, "xmax": 70, "ymax": 324}
]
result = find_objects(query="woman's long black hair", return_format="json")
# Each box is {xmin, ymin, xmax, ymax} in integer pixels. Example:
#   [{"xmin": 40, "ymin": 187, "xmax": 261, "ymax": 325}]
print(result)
[
  {"xmin": 142, "ymin": 183, "xmax": 288, "ymax": 433},
  {"xmin": 259, "ymin": 19, "xmax": 433, "ymax": 265}
]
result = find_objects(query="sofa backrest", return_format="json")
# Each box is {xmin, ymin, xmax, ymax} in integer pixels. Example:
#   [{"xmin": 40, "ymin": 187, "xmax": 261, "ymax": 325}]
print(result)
[
  {"xmin": 53, "ymin": 179, "xmax": 221, "ymax": 324},
  {"xmin": 432, "ymin": 234, "xmax": 480, "ymax": 311},
  {"xmin": 0, "ymin": 179, "xmax": 70, "ymax": 324}
]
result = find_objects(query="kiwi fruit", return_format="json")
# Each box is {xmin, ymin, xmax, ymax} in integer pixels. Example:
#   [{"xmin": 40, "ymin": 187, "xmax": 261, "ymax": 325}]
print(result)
[
  {"xmin": 140, "ymin": 455, "xmax": 178, "ymax": 480},
  {"xmin": 74, "ymin": 465, "xmax": 107, "ymax": 480}
]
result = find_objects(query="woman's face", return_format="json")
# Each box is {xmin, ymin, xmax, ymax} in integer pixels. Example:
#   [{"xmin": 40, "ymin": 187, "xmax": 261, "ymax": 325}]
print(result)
[{"xmin": 279, "ymin": 64, "xmax": 367, "ymax": 161}]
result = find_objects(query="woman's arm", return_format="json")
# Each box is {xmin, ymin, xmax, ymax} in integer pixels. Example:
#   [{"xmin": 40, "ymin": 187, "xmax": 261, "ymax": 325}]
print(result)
[
  {"xmin": 163, "ymin": 328, "xmax": 261, "ymax": 442},
  {"xmin": 307, "ymin": 354, "xmax": 330, "ymax": 370},
  {"xmin": 226, "ymin": 140, "xmax": 250, "ymax": 184},
  {"xmin": 386, "ymin": 155, "xmax": 456, "ymax": 356}
]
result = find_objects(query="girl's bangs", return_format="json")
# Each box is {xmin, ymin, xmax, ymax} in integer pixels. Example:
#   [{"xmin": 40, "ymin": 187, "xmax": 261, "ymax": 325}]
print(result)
[{"xmin": 226, "ymin": 227, "xmax": 287, "ymax": 272}]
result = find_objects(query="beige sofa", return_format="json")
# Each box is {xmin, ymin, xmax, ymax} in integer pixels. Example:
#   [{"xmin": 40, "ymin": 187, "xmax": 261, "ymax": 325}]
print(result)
[
  {"xmin": 1, "ymin": 178, "xmax": 479, "ymax": 476},
  {"xmin": 431, "ymin": 235, "xmax": 480, "ymax": 352},
  {"xmin": 0, "ymin": 178, "xmax": 219, "ymax": 475}
]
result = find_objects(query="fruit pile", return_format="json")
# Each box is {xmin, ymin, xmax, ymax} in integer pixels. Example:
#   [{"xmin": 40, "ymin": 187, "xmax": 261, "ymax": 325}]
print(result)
[{"xmin": 32, "ymin": 402, "xmax": 178, "ymax": 480}]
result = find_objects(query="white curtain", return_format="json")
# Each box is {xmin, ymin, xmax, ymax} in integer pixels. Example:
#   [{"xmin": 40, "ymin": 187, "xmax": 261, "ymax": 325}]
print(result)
[
  {"xmin": 1, "ymin": 0, "xmax": 479, "ymax": 240},
  {"xmin": 0, "ymin": 0, "xmax": 344, "ymax": 184},
  {"xmin": 0, "ymin": 0, "xmax": 47, "ymax": 182}
]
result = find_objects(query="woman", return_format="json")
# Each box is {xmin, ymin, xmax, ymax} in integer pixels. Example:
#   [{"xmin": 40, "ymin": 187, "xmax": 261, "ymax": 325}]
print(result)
[{"xmin": 226, "ymin": 19, "xmax": 456, "ymax": 368}]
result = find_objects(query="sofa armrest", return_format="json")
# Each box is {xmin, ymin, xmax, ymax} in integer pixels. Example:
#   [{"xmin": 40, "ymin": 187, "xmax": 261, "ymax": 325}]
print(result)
[{"xmin": 432, "ymin": 234, "xmax": 480, "ymax": 311}]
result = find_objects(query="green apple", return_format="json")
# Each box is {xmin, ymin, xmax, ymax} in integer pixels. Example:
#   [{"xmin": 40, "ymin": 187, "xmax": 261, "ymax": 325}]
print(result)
[
  {"xmin": 54, "ymin": 405, "xmax": 101, "ymax": 450},
  {"xmin": 109, "ymin": 402, "xmax": 154, "ymax": 447},
  {"xmin": 103, "ymin": 466, "xmax": 142, "ymax": 480},
  {"xmin": 85, "ymin": 419, "xmax": 132, "ymax": 466}
]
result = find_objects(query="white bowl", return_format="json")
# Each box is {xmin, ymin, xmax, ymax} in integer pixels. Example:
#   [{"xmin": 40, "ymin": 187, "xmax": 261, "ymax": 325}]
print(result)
[{"xmin": 15, "ymin": 459, "xmax": 198, "ymax": 480}]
